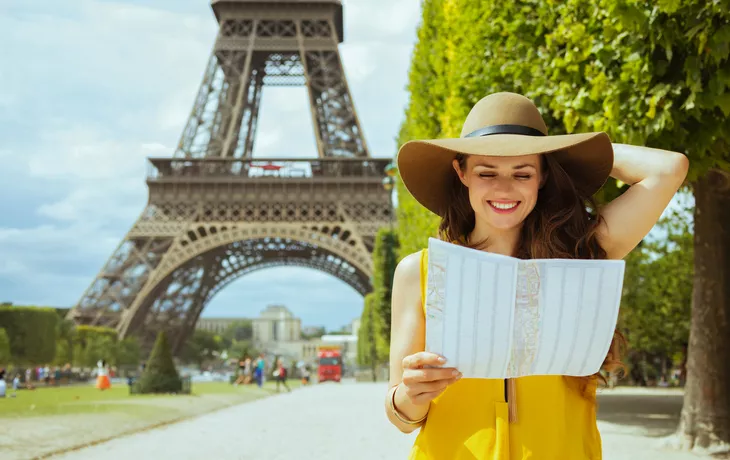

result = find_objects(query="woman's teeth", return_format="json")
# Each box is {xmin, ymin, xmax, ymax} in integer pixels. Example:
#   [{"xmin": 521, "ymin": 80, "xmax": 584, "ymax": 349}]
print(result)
[{"xmin": 489, "ymin": 201, "xmax": 518, "ymax": 210}]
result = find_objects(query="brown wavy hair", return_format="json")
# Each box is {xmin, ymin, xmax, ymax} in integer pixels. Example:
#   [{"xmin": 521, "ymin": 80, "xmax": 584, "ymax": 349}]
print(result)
[{"xmin": 441, "ymin": 152, "xmax": 626, "ymax": 398}]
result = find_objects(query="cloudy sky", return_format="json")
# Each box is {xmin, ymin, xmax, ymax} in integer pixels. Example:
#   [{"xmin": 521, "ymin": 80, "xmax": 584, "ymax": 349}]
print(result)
[{"xmin": 0, "ymin": 0, "xmax": 422, "ymax": 331}]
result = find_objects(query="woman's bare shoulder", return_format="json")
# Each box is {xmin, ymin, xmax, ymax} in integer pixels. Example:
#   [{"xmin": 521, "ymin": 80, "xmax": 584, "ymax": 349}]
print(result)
[
  {"xmin": 393, "ymin": 250, "xmax": 424, "ymax": 294},
  {"xmin": 392, "ymin": 251, "xmax": 425, "ymax": 321}
]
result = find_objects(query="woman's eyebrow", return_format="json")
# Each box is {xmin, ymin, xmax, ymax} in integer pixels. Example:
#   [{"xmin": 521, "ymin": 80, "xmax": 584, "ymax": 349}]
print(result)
[{"xmin": 474, "ymin": 163, "xmax": 537, "ymax": 170}]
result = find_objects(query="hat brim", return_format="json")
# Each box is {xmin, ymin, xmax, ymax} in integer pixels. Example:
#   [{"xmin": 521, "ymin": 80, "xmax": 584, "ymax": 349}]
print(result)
[{"xmin": 397, "ymin": 132, "xmax": 614, "ymax": 217}]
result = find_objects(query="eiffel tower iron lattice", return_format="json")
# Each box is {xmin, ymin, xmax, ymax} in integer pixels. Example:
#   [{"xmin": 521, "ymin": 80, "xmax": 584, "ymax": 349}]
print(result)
[{"xmin": 67, "ymin": 0, "xmax": 393, "ymax": 353}]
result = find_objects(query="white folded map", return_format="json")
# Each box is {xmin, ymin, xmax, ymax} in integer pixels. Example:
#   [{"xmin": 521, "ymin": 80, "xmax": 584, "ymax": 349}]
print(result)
[{"xmin": 424, "ymin": 238, "xmax": 625, "ymax": 379}]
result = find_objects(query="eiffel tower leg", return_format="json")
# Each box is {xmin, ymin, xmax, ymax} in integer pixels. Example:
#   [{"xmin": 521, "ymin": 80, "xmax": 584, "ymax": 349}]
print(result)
[
  {"xmin": 130, "ymin": 254, "xmax": 216, "ymax": 352},
  {"xmin": 297, "ymin": 18, "xmax": 369, "ymax": 158},
  {"xmin": 167, "ymin": 254, "xmax": 220, "ymax": 354},
  {"xmin": 68, "ymin": 206, "xmax": 177, "ymax": 328}
]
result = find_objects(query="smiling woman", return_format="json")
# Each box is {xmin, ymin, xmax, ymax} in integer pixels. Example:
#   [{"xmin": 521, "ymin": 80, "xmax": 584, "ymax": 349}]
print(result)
[{"xmin": 387, "ymin": 92, "xmax": 688, "ymax": 459}]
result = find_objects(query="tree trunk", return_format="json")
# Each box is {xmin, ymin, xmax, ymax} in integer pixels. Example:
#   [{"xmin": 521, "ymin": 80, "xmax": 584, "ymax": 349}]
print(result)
[{"xmin": 675, "ymin": 170, "xmax": 730, "ymax": 452}]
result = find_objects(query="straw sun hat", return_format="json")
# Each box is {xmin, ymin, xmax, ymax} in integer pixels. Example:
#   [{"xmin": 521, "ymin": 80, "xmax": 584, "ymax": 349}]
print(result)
[{"xmin": 396, "ymin": 92, "xmax": 615, "ymax": 217}]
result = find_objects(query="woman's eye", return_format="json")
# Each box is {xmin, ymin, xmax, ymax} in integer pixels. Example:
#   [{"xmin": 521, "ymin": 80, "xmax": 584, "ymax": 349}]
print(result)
[
  {"xmin": 478, "ymin": 173, "xmax": 496, "ymax": 178},
  {"xmin": 515, "ymin": 175, "xmax": 532, "ymax": 180}
]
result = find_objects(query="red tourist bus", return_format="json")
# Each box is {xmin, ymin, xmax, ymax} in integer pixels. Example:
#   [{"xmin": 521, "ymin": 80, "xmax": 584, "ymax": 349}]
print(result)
[{"xmin": 317, "ymin": 345, "xmax": 343, "ymax": 383}]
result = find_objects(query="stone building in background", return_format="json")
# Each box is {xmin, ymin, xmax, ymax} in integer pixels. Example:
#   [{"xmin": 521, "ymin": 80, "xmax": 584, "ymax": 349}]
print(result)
[
  {"xmin": 252, "ymin": 305, "xmax": 301, "ymax": 343},
  {"xmin": 195, "ymin": 305, "xmax": 361, "ymax": 368}
]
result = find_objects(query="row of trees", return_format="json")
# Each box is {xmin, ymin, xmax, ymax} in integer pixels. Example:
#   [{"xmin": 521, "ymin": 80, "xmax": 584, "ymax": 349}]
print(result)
[
  {"xmin": 179, "ymin": 319, "xmax": 261, "ymax": 368},
  {"xmin": 357, "ymin": 228, "xmax": 399, "ymax": 379},
  {"xmin": 0, "ymin": 306, "xmax": 140, "ymax": 369},
  {"xmin": 359, "ymin": 0, "xmax": 730, "ymax": 451}
]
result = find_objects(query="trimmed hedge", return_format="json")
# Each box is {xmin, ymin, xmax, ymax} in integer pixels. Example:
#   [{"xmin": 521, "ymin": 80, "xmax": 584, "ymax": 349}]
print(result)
[
  {"xmin": 136, "ymin": 331, "xmax": 182, "ymax": 394},
  {"xmin": 0, "ymin": 306, "xmax": 58, "ymax": 365},
  {"xmin": 0, "ymin": 328, "xmax": 10, "ymax": 365}
]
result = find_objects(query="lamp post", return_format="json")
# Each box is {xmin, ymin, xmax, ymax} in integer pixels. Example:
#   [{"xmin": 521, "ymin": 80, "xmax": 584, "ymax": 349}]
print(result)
[{"xmin": 382, "ymin": 162, "xmax": 397, "ymax": 231}]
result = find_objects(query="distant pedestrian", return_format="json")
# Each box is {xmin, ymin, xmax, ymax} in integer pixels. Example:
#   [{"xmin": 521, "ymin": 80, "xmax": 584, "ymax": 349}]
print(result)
[
  {"xmin": 274, "ymin": 358, "xmax": 290, "ymax": 393},
  {"xmin": 243, "ymin": 356, "xmax": 252, "ymax": 385},
  {"xmin": 234, "ymin": 356, "xmax": 252, "ymax": 386},
  {"xmin": 24, "ymin": 368, "xmax": 34, "ymax": 390},
  {"xmin": 96, "ymin": 360, "xmax": 111, "ymax": 391},
  {"xmin": 12, "ymin": 373, "xmax": 19, "ymax": 397},
  {"xmin": 0, "ymin": 369, "xmax": 6, "ymax": 398},
  {"xmin": 300, "ymin": 365, "xmax": 311, "ymax": 385},
  {"xmin": 254, "ymin": 354, "xmax": 265, "ymax": 388}
]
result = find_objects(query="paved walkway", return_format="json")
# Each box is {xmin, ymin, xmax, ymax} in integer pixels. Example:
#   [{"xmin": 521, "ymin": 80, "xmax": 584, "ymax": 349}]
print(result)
[{"xmin": 54, "ymin": 383, "xmax": 704, "ymax": 460}]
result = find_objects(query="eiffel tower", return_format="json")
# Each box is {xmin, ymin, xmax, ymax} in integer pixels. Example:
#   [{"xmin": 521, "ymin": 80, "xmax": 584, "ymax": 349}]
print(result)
[{"xmin": 67, "ymin": 0, "xmax": 392, "ymax": 353}]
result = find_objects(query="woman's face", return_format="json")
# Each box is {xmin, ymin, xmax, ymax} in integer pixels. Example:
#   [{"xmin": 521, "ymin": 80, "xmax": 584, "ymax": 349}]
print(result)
[{"xmin": 453, "ymin": 154, "xmax": 544, "ymax": 231}]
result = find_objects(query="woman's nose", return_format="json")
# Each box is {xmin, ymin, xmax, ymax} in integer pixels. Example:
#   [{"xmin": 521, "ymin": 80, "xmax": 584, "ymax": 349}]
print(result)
[{"xmin": 491, "ymin": 176, "xmax": 513, "ymax": 192}]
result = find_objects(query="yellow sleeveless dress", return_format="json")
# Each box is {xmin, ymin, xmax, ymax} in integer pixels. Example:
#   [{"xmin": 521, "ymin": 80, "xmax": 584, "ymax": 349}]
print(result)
[{"xmin": 409, "ymin": 249, "xmax": 602, "ymax": 460}]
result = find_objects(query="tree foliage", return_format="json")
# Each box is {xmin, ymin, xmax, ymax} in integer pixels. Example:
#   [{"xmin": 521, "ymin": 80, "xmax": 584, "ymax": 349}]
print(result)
[
  {"xmin": 396, "ymin": 0, "xmax": 730, "ymax": 252},
  {"xmin": 0, "ymin": 306, "xmax": 58, "ymax": 365},
  {"xmin": 357, "ymin": 293, "xmax": 378, "ymax": 378},
  {"xmin": 358, "ymin": 228, "xmax": 399, "ymax": 370},
  {"xmin": 0, "ymin": 328, "xmax": 11, "ymax": 366},
  {"xmin": 371, "ymin": 228, "xmax": 399, "ymax": 359},
  {"xmin": 54, "ymin": 319, "xmax": 76, "ymax": 366},
  {"xmin": 136, "ymin": 331, "xmax": 182, "ymax": 394},
  {"xmin": 619, "ymin": 199, "xmax": 693, "ymax": 367},
  {"xmin": 221, "ymin": 320, "xmax": 253, "ymax": 346},
  {"xmin": 180, "ymin": 330, "xmax": 226, "ymax": 367},
  {"xmin": 68, "ymin": 325, "xmax": 139, "ymax": 368}
]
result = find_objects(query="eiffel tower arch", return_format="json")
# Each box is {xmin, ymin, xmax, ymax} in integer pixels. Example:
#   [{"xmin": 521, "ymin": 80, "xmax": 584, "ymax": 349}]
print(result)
[{"xmin": 67, "ymin": 0, "xmax": 393, "ymax": 353}]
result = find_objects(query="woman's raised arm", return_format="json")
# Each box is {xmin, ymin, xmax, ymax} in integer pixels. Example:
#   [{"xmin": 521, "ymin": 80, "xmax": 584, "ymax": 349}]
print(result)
[{"xmin": 597, "ymin": 144, "xmax": 689, "ymax": 260}]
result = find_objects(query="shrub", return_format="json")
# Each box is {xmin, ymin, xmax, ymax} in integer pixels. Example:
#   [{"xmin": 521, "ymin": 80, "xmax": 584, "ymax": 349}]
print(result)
[{"xmin": 135, "ymin": 332, "xmax": 182, "ymax": 394}]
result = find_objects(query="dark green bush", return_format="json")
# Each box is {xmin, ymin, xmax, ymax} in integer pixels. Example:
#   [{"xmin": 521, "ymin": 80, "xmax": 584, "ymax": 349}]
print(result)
[{"xmin": 136, "ymin": 331, "xmax": 182, "ymax": 394}]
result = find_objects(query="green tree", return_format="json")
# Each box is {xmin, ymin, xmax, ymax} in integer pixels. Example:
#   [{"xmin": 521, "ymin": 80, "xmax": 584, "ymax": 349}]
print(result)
[
  {"xmin": 54, "ymin": 319, "xmax": 76, "ymax": 366},
  {"xmin": 229, "ymin": 340, "xmax": 256, "ymax": 362},
  {"xmin": 302, "ymin": 326, "xmax": 326, "ymax": 340},
  {"xmin": 398, "ymin": 0, "xmax": 730, "ymax": 448},
  {"xmin": 136, "ymin": 331, "xmax": 182, "ymax": 394},
  {"xmin": 116, "ymin": 337, "xmax": 141, "ymax": 367},
  {"xmin": 370, "ymin": 228, "xmax": 400, "ymax": 361},
  {"xmin": 79, "ymin": 335, "xmax": 117, "ymax": 368},
  {"xmin": 179, "ymin": 329, "xmax": 223, "ymax": 368},
  {"xmin": 620, "ymin": 198, "xmax": 693, "ymax": 380},
  {"xmin": 0, "ymin": 306, "xmax": 58, "ymax": 365},
  {"xmin": 0, "ymin": 328, "xmax": 11, "ymax": 365},
  {"xmin": 222, "ymin": 320, "xmax": 253, "ymax": 343},
  {"xmin": 357, "ymin": 294, "xmax": 379, "ymax": 381}
]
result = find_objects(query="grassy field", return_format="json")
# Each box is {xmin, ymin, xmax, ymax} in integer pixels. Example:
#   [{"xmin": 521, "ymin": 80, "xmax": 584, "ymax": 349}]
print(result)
[
  {"xmin": 0, "ymin": 378, "xmax": 308, "ymax": 459},
  {"xmin": 0, "ymin": 379, "xmax": 305, "ymax": 419}
]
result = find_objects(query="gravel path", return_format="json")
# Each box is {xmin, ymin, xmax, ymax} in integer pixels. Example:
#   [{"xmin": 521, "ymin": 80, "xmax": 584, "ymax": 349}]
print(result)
[{"xmin": 53, "ymin": 382, "xmax": 706, "ymax": 460}]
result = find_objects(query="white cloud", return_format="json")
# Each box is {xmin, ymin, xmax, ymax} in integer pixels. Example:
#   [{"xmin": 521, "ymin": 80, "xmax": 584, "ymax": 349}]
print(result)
[
  {"xmin": 346, "ymin": 0, "xmax": 422, "ymax": 42},
  {"xmin": 340, "ymin": 44, "xmax": 378, "ymax": 83}
]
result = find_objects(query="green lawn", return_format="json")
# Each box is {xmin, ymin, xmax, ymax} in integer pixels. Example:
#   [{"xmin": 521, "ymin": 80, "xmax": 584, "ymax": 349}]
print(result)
[{"xmin": 0, "ymin": 379, "xmax": 305, "ymax": 419}]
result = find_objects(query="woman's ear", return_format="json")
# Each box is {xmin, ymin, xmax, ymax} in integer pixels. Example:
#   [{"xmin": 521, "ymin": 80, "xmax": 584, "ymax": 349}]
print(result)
[{"xmin": 452, "ymin": 158, "xmax": 469, "ymax": 187}]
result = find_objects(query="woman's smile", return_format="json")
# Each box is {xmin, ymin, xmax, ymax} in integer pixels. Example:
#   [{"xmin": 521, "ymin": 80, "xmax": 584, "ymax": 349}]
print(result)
[{"xmin": 487, "ymin": 200, "xmax": 520, "ymax": 214}]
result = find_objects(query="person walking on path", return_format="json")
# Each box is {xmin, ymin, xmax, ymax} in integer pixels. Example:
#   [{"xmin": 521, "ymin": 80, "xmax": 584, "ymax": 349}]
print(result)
[
  {"xmin": 387, "ymin": 92, "xmax": 689, "ymax": 459},
  {"xmin": 96, "ymin": 360, "xmax": 111, "ymax": 391},
  {"xmin": 254, "ymin": 354, "xmax": 266, "ymax": 388},
  {"xmin": 274, "ymin": 358, "xmax": 291, "ymax": 393}
]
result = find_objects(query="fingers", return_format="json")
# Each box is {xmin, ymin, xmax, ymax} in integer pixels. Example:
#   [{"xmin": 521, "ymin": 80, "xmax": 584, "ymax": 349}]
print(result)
[
  {"xmin": 402, "ymin": 352, "xmax": 447, "ymax": 370},
  {"xmin": 404, "ymin": 377, "xmax": 458, "ymax": 405},
  {"xmin": 402, "ymin": 367, "xmax": 460, "ymax": 384},
  {"xmin": 410, "ymin": 388, "xmax": 448, "ymax": 405},
  {"xmin": 411, "ymin": 377, "xmax": 460, "ymax": 393}
]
